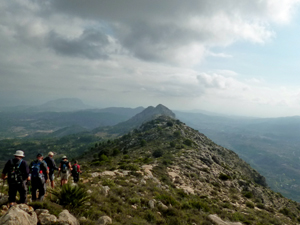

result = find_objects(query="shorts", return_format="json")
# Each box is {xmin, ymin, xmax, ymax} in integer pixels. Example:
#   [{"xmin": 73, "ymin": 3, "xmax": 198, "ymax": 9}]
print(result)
[
  {"xmin": 60, "ymin": 171, "xmax": 69, "ymax": 180},
  {"xmin": 49, "ymin": 172, "xmax": 54, "ymax": 181}
]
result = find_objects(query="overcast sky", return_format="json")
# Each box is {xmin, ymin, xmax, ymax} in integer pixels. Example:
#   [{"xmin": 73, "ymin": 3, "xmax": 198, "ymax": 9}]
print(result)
[{"xmin": 1, "ymin": 0, "xmax": 300, "ymax": 117}]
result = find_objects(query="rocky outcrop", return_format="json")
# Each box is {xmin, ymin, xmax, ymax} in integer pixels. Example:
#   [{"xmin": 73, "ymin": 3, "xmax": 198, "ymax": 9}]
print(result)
[
  {"xmin": 36, "ymin": 209, "xmax": 57, "ymax": 225},
  {"xmin": 57, "ymin": 210, "xmax": 79, "ymax": 225},
  {"xmin": 97, "ymin": 215, "xmax": 112, "ymax": 225},
  {"xmin": 0, "ymin": 194, "xmax": 9, "ymax": 206},
  {"xmin": 0, "ymin": 204, "xmax": 37, "ymax": 225},
  {"xmin": 208, "ymin": 214, "xmax": 243, "ymax": 225}
]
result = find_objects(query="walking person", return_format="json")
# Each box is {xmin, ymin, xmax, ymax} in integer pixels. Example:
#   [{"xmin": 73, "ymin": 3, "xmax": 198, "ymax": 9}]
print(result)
[
  {"xmin": 58, "ymin": 156, "xmax": 72, "ymax": 186},
  {"xmin": 29, "ymin": 153, "xmax": 48, "ymax": 201},
  {"xmin": 44, "ymin": 152, "xmax": 58, "ymax": 188},
  {"xmin": 71, "ymin": 160, "xmax": 82, "ymax": 183},
  {"xmin": 1, "ymin": 150, "xmax": 30, "ymax": 207}
]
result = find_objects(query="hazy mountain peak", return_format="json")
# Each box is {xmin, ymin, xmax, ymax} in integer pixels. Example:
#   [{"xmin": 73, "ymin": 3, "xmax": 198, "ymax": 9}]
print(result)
[{"xmin": 28, "ymin": 98, "xmax": 90, "ymax": 112}]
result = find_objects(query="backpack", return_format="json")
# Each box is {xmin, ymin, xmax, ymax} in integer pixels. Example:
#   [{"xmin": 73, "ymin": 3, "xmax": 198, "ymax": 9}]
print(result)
[
  {"xmin": 31, "ymin": 161, "xmax": 43, "ymax": 178},
  {"xmin": 72, "ymin": 165, "xmax": 79, "ymax": 175},
  {"xmin": 9, "ymin": 159, "xmax": 23, "ymax": 184},
  {"xmin": 61, "ymin": 161, "xmax": 69, "ymax": 173}
]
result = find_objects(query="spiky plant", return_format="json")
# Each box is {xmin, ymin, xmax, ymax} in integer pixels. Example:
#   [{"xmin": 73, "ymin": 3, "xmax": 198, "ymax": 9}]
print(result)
[{"xmin": 48, "ymin": 183, "xmax": 90, "ymax": 209}]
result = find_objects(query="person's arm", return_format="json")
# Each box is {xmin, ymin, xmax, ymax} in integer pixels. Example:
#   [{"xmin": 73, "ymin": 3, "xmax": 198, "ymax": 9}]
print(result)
[
  {"xmin": 1, "ymin": 160, "xmax": 10, "ymax": 180},
  {"xmin": 78, "ymin": 165, "xmax": 82, "ymax": 173},
  {"xmin": 1, "ymin": 173, "xmax": 6, "ymax": 180},
  {"xmin": 52, "ymin": 159, "xmax": 59, "ymax": 170},
  {"xmin": 42, "ymin": 162, "xmax": 48, "ymax": 181},
  {"xmin": 23, "ymin": 161, "xmax": 30, "ymax": 181},
  {"xmin": 69, "ymin": 162, "xmax": 72, "ymax": 170},
  {"xmin": 58, "ymin": 163, "xmax": 61, "ymax": 175}
]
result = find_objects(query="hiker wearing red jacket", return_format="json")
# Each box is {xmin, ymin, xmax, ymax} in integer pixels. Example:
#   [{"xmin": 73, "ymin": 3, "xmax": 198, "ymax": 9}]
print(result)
[{"xmin": 71, "ymin": 160, "xmax": 82, "ymax": 183}]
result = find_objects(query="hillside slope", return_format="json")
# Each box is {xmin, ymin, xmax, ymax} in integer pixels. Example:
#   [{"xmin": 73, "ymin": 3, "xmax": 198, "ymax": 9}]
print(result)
[
  {"xmin": 76, "ymin": 116, "xmax": 300, "ymax": 224},
  {"xmin": 176, "ymin": 111, "xmax": 300, "ymax": 202}
]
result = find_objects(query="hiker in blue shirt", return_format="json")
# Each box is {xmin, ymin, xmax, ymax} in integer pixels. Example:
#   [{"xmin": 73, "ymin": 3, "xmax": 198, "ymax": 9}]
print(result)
[
  {"xmin": 1, "ymin": 150, "xmax": 30, "ymax": 208},
  {"xmin": 29, "ymin": 153, "xmax": 48, "ymax": 201}
]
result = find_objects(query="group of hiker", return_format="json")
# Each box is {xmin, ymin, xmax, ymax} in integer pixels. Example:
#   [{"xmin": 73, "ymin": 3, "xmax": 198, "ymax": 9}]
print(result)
[{"xmin": 1, "ymin": 150, "xmax": 82, "ymax": 208}]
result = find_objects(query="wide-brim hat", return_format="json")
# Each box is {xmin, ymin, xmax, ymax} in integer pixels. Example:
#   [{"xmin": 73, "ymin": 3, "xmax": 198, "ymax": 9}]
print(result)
[
  {"xmin": 14, "ymin": 150, "xmax": 25, "ymax": 157},
  {"xmin": 62, "ymin": 156, "xmax": 67, "ymax": 159},
  {"xmin": 48, "ymin": 151, "xmax": 54, "ymax": 156}
]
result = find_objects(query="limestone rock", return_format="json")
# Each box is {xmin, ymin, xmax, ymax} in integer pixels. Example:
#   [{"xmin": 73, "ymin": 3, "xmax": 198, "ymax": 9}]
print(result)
[
  {"xmin": 101, "ymin": 171, "xmax": 116, "ymax": 176},
  {"xmin": 0, "ymin": 204, "xmax": 38, "ymax": 225},
  {"xmin": 157, "ymin": 202, "xmax": 168, "ymax": 211},
  {"xmin": 37, "ymin": 209, "xmax": 57, "ymax": 225},
  {"xmin": 0, "ymin": 194, "xmax": 9, "ymax": 206},
  {"xmin": 148, "ymin": 200, "xmax": 155, "ymax": 209},
  {"xmin": 90, "ymin": 172, "xmax": 100, "ymax": 178},
  {"xmin": 97, "ymin": 215, "xmax": 112, "ymax": 225},
  {"xmin": 208, "ymin": 214, "xmax": 243, "ymax": 225},
  {"xmin": 57, "ymin": 210, "xmax": 79, "ymax": 225},
  {"xmin": 100, "ymin": 186, "xmax": 110, "ymax": 197}
]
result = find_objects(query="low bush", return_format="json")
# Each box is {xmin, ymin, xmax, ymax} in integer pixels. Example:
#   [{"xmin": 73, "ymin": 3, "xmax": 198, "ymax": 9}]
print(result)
[{"xmin": 48, "ymin": 183, "xmax": 90, "ymax": 209}]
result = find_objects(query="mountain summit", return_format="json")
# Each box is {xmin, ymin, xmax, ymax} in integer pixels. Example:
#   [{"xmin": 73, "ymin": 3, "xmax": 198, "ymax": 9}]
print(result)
[{"xmin": 93, "ymin": 104, "xmax": 175, "ymax": 135}]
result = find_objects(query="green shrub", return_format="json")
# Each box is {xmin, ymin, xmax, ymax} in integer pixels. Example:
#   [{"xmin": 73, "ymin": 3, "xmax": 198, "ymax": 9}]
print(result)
[
  {"xmin": 141, "ymin": 139, "xmax": 147, "ymax": 147},
  {"xmin": 167, "ymin": 121, "xmax": 173, "ymax": 126},
  {"xmin": 102, "ymin": 178, "xmax": 115, "ymax": 187},
  {"xmin": 246, "ymin": 201, "xmax": 255, "ymax": 208},
  {"xmin": 183, "ymin": 139, "xmax": 193, "ymax": 146},
  {"xmin": 243, "ymin": 191, "xmax": 253, "ymax": 199},
  {"xmin": 170, "ymin": 141, "xmax": 176, "ymax": 148},
  {"xmin": 29, "ymin": 201, "xmax": 63, "ymax": 217},
  {"xmin": 174, "ymin": 131, "xmax": 181, "ymax": 137},
  {"xmin": 48, "ymin": 184, "xmax": 90, "ymax": 209},
  {"xmin": 219, "ymin": 173, "xmax": 231, "ymax": 181},
  {"xmin": 152, "ymin": 149, "xmax": 163, "ymax": 158}
]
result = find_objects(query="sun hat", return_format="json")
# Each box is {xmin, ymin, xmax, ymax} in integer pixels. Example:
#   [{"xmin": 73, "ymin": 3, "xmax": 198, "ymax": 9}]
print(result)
[
  {"xmin": 62, "ymin": 156, "xmax": 67, "ymax": 159},
  {"xmin": 14, "ymin": 150, "xmax": 25, "ymax": 157},
  {"xmin": 48, "ymin": 151, "xmax": 54, "ymax": 156}
]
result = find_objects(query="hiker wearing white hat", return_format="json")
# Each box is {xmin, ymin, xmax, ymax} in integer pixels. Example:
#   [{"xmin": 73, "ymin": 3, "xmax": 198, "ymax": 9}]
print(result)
[
  {"xmin": 1, "ymin": 150, "xmax": 30, "ymax": 208},
  {"xmin": 58, "ymin": 156, "xmax": 72, "ymax": 186},
  {"xmin": 44, "ymin": 152, "xmax": 58, "ymax": 188}
]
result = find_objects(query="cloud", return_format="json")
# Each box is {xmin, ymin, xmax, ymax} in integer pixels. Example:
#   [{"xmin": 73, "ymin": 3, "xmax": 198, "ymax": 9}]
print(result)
[
  {"xmin": 7, "ymin": 0, "xmax": 296, "ymax": 65},
  {"xmin": 46, "ymin": 29, "xmax": 112, "ymax": 60}
]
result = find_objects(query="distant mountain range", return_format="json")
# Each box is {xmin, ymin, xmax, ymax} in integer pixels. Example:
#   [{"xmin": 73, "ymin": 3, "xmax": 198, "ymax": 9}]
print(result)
[{"xmin": 1, "ymin": 98, "xmax": 300, "ymax": 201}]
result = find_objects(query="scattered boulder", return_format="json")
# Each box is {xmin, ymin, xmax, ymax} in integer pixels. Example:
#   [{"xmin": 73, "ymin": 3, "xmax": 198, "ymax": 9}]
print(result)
[
  {"xmin": 148, "ymin": 200, "xmax": 155, "ymax": 209},
  {"xmin": 0, "ymin": 194, "xmax": 9, "ymax": 206},
  {"xmin": 57, "ymin": 210, "xmax": 79, "ymax": 225},
  {"xmin": 0, "ymin": 204, "xmax": 37, "ymax": 225},
  {"xmin": 97, "ymin": 215, "xmax": 112, "ymax": 225},
  {"xmin": 208, "ymin": 214, "xmax": 243, "ymax": 225},
  {"xmin": 36, "ymin": 209, "xmax": 57, "ymax": 225},
  {"xmin": 100, "ymin": 186, "xmax": 110, "ymax": 197},
  {"xmin": 90, "ymin": 172, "xmax": 101, "ymax": 178},
  {"xmin": 157, "ymin": 202, "xmax": 168, "ymax": 211},
  {"xmin": 101, "ymin": 171, "xmax": 116, "ymax": 177},
  {"xmin": 142, "ymin": 165, "xmax": 153, "ymax": 177}
]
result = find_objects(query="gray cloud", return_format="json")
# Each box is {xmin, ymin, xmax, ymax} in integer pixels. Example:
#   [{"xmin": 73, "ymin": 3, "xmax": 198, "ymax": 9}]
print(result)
[
  {"xmin": 36, "ymin": 0, "xmax": 289, "ymax": 64},
  {"xmin": 46, "ymin": 29, "xmax": 110, "ymax": 60}
]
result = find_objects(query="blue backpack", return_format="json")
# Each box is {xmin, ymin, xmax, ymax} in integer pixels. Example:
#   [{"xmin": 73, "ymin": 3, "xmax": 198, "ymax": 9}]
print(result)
[
  {"xmin": 61, "ymin": 161, "xmax": 69, "ymax": 173},
  {"xmin": 31, "ymin": 161, "xmax": 42, "ymax": 178}
]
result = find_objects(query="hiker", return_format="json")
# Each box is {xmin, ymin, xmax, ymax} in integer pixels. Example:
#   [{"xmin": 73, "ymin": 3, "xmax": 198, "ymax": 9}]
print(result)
[
  {"xmin": 29, "ymin": 153, "xmax": 48, "ymax": 201},
  {"xmin": 44, "ymin": 151, "xmax": 58, "ymax": 188},
  {"xmin": 1, "ymin": 150, "xmax": 30, "ymax": 207},
  {"xmin": 58, "ymin": 156, "xmax": 72, "ymax": 186},
  {"xmin": 71, "ymin": 160, "xmax": 82, "ymax": 183}
]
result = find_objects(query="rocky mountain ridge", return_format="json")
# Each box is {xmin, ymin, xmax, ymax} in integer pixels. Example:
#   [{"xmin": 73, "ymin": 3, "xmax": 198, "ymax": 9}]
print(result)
[{"xmin": 1, "ymin": 116, "xmax": 300, "ymax": 224}]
